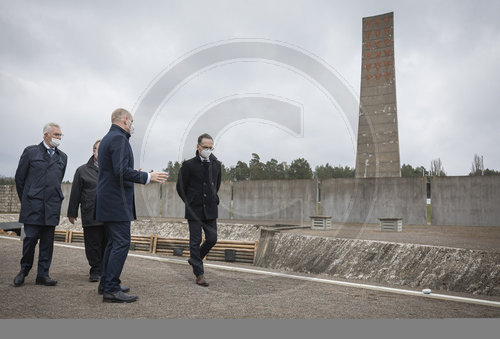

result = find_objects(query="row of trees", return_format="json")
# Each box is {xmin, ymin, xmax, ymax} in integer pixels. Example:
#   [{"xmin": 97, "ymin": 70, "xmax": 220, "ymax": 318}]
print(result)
[
  {"xmin": 469, "ymin": 154, "xmax": 500, "ymax": 176},
  {"xmin": 164, "ymin": 153, "xmax": 499, "ymax": 182},
  {"xmin": 164, "ymin": 153, "xmax": 355, "ymax": 182},
  {"xmin": 1, "ymin": 154, "xmax": 497, "ymax": 185},
  {"xmin": 401, "ymin": 154, "xmax": 500, "ymax": 178}
]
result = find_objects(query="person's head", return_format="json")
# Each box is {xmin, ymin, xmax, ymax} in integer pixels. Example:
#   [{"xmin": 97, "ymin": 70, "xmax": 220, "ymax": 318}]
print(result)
[
  {"xmin": 197, "ymin": 133, "xmax": 214, "ymax": 159},
  {"xmin": 43, "ymin": 122, "xmax": 63, "ymax": 148},
  {"xmin": 111, "ymin": 108, "xmax": 134, "ymax": 135},
  {"xmin": 93, "ymin": 139, "xmax": 101, "ymax": 161}
]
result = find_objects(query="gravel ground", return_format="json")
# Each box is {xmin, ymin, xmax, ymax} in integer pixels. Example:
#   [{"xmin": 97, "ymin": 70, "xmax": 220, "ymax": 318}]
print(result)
[
  {"xmin": 284, "ymin": 223, "xmax": 500, "ymax": 252},
  {"xmin": 1, "ymin": 236, "xmax": 500, "ymax": 319}
]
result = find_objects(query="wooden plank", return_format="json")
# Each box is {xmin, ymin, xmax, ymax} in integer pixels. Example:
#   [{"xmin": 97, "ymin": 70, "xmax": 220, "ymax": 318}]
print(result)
[{"xmin": 152, "ymin": 234, "xmax": 158, "ymax": 254}]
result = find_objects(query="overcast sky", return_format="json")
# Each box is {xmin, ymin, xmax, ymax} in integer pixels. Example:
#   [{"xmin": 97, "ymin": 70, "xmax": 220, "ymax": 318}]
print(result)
[{"xmin": 1, "ymin": 0, "xmax": 499, "ymax": 181}]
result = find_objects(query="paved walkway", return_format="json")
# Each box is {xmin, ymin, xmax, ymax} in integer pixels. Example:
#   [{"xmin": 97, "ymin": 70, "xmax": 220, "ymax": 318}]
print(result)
[{"xmin": 1, "ymin": 236, "xmax": 500, "ymax": 319}]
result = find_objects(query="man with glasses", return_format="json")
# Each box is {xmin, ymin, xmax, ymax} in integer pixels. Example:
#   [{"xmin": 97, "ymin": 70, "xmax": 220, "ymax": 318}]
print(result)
[
  {"xmin": 177, "ymin": 133, "xmax": 222, "ymax": 287},
  {"xmin": 13, "ymin": 122, "xmax": 67, "ymax": 287}
]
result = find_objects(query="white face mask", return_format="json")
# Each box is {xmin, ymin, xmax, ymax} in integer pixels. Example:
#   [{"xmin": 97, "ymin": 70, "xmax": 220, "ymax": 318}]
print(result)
[
  {"xmin": 49, "ymin": 138, "xmax": 61, "ymax": 148},
  {"xmin": 200, "ymin": 148, "xmax": 212, "ymax": 159}
]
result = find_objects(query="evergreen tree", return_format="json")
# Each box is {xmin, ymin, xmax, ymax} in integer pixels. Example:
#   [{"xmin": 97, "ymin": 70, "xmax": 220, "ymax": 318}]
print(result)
[{"xmin": 288, "ymin": 158, "xmax": 313, "ymax": 179}]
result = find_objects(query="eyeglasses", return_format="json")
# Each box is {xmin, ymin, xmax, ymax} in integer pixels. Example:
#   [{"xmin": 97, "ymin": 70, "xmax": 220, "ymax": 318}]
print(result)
[{"xmin": 198, "ymin": 144, "xmax": 214, "ymax": 151}]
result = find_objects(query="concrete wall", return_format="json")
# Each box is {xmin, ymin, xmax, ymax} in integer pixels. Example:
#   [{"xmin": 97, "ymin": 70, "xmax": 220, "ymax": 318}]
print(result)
[
  {"xmin": 255, "ymin": 229, "xmax": 500, "ymax": 296},
  {"xmin": 3, "ymin": 176, "xmax": 500, "ymax": 226},
  {"xmin": 158, "ymin": 182, "xmax": 232, "ymax": 219},
  {"xmin": 232, "ymin": 180, "xmax": 317, "ymax": 222},
  {"xmin": 0, "ymin": 185, "xmax": 20, "ymax": 213},
  {"xmin": 320, "ymin": 177, "xmax": 427, "ymax": 225},
  {"xmin": 217, "ymin": 182, "xmax": 232, "ymax": 220},
  {"xmin": 135, "ymin": 183, "xmax": 162, "ymax": 217},
  {"xmin": 160, "ymin": 182, "xmax": 184, "ymax": 218},
  {"xmin": 60, "ymin": 183, "xmax": 73, "ymax": 217},
  {"xmin": 431, "ymin": 176, "xmax": 500, "ymax": 226}
]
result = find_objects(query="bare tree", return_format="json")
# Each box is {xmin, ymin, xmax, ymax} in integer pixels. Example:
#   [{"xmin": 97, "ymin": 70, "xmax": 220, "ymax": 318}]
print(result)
[
  {"xmin": 470, "ymin": 154, "xmax": 484, "ymax": 176},
  {"xmin": 430, "ymin": 158, "xmax": 446, "ymax": 176}
]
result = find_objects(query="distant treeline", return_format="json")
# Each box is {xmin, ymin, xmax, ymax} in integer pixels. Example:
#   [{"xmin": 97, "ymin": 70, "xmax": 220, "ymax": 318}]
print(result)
[
  {"xmin": 164, "ymin": 153, "xmax": 355, "ymax": 182},
  {"xmin": 2, "ymin": 154, "xmax": 498, "ymax": 185}
]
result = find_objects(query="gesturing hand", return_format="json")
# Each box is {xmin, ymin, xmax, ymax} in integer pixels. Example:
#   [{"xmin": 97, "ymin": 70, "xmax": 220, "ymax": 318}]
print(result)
[{"xmin": 150, "ymin": 171, "xmax": 169, "ymax": 183}]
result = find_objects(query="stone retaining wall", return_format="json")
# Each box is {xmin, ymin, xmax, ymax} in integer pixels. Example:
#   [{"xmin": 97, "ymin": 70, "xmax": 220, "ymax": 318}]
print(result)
[{"xmin": 255, "ymin": 229, "xmax": 500, "ymax": 296}]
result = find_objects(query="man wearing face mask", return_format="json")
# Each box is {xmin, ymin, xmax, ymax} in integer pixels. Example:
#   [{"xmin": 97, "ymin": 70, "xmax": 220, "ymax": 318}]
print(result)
[
  {"xmin": 176, "ymin": 133, "xmax": 221, "ymax": 287},
  {"xmin": 13, "ymin": 122, "xmax": 67, "ymax": 287},
  {"xmin": 67, "ymin": 139, "xmax": 105, "ymax": 283},
  {"xmin": 96, "ymin": 108, "xmax": 168, "ymax": 303}
]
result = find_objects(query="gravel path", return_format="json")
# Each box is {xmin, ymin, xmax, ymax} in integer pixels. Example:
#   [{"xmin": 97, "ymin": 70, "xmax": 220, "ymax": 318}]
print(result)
[{"xmin": 2, "ymin": 236, "xmax": 500, "ymax": 319}]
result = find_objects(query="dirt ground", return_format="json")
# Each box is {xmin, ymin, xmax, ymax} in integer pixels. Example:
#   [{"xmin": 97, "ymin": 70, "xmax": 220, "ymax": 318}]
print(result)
[
  {"xmin": 282, "ymin": 223, "xmax": 500, "ymax": 252},
  {"xmin": 1, "ymin": 236, "xmax": 500, "ymax": 319}
]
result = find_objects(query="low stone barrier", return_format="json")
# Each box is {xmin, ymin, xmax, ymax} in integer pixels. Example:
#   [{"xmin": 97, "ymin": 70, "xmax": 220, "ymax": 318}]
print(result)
[{"xmin": 255, "ymin": 229, "xmax": 500, "ymax": 296}]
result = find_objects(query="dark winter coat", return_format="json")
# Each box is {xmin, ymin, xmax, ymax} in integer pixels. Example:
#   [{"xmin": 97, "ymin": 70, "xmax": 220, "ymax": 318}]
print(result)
[
  {"xmin": 15, "ymin": 142, "xmax": 67, "ymax": 226},
  {"xmin": 176, "ymin": 151, "xmax": 221, "ymax": 221},
  {"xmin": 95, "ymin": 124, "xmax": 148, "ymax": 222},
  {"xmin": 67, "ymin": 156, "xmax": 104, "ymax": 227}
]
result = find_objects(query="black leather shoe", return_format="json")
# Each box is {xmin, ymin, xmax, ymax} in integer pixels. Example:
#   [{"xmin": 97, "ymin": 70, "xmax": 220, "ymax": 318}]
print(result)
[
  {"xmin": 35, "ymin": 276, "xmax": 57, "ymax": 286},
  {"xmin": 98, "ymin": 285, "xmax": 130, "ymax": 295},
  {"xmin": 13, "ymin": 272, "xmax": 26, "ymax": 287},
  {"xmin": 103, "ymin": 290, "xmax": 138, "ymax": 303},
  {"xmin": 188, "ymin": 258, "xmax": 193, "ymax": 266},
  {"xmin": 89, "ymin": 274, "xmax": 100, "ymax": 282}
]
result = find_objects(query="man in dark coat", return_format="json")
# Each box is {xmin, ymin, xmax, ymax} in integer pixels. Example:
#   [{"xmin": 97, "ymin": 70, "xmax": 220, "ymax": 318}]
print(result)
[
  {"xmin": 13, "ymin": 122, "xmax": 67, "ymax": 287},
  {"xmin": 176, "ymin": 133, "xmax": 221, "ymax": 287},
  {"xmin": 67, "ymin": 139, "xmax": 105, "ymax": 282},
  {"xmin": 96, "ymin": 108, "xmax": 168, "ymax": 303}
]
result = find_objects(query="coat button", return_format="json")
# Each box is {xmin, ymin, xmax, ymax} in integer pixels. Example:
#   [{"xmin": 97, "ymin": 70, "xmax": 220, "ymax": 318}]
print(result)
[{"xmin": 203, "ymin": 194, "xmax": 207, "ymax": 197}]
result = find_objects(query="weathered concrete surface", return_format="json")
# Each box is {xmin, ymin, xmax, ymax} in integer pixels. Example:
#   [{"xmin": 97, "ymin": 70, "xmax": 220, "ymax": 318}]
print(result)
[
  {"xmin": 160, "ymin": 182, "xmax": 184, "ymax": 218},
  {"xmin": 135, "ymin": 183, "xmax": 162, "ymax": 217},
  {"xmin": 216, "ymin": 181, "xmax": 232, "ymax": 220},
  {"xmin": 59, "ymin": 183, "xmax": 72, "ymax": 218},
  {"xmin": 233, "ymin": 180, "xmax": 317, "ymax": 222},
  {"xmin": 320, "ymin": 177, "xmax": 427, "ymax": 225},
  {"xmin": 285, "ymin": 223, "xmax": 500, "ymax": 252},
  {"xmin": 0, "ymin": 185, "xmax": 20, "ymax": 213},
  {"xmin": 355, "ymin": 12, "xmax": 401, "ymax": 178},
  {"xmin": 431, "ymin": 176, "xmax": 500, "ymax": 227},
  {"xmin": 159, "ymin": 182, "xmax": 232, "ymax": 219},
  {"xmin": 255, "ymin": 230, "xmax": 500, "ymax": 296}
]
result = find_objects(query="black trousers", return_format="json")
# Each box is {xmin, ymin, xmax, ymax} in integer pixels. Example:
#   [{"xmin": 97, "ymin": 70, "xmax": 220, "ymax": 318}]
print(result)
[
  {"xmin": 83, "ymin": 225, "xmax": 107, "ymax": 276},
  {"xmin": 188, "ymin": 219, "xmax": 217, "ymax": 277},
  {"xmin": 20, "ymin": 224, "xmax": 55, "ymax": 277},
  {"xmin": 99, "ymin": 221, "xmax": 131, "ymax": 293}
]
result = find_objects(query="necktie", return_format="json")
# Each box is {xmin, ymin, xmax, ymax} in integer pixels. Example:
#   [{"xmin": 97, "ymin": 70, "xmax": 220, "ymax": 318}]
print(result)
[{"xmin": 48, "ymin": 149, "xmax": 54, "ymax": 157}]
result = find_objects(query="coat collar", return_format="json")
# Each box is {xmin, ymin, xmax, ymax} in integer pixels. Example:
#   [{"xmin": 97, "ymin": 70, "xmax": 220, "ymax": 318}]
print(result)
[
  {"xmin": 86, "ymin": 155, "xmax": 98, "ymax": 170},
  {"xmin": 110, "ymin": 124, "xmax": 131, "ymax": 139},
  {"xmin": 38, "ymin": 142, "xmax": 60, "ymax": 163}
]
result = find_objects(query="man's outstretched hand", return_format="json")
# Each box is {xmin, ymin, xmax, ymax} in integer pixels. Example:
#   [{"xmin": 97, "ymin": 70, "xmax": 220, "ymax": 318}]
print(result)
[{"xmin": 149, "ymin": 171, "xmax": 169, "ymax": 183}]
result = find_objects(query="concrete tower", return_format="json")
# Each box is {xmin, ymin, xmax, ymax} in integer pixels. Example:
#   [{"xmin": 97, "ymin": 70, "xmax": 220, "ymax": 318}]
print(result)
[{"xmin": 355, "ymin": 12, "xmax": 401, "ymax": 178}]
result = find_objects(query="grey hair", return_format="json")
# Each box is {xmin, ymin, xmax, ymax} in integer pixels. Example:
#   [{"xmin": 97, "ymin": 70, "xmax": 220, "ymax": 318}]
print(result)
[
  {"xmin": 111, "ymin": 108, "xmax": 132, "ymax": 123},
  {"xmin": 93, "ymin": 139, "xmax": 101, "ymax": 150},
  {"xmin": 43, "ymin": 122, "xmax": 60, "ymax": 135}
]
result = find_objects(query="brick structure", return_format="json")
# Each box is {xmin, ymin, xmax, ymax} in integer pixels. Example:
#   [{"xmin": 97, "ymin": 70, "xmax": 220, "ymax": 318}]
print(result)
[
  {"xmin": 355, "ymin": 12, "xmax": 401, "ymax": 178},
  {"xmin": 0, "ymin": 185, "xmax": 21, "ymax": 213}
]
